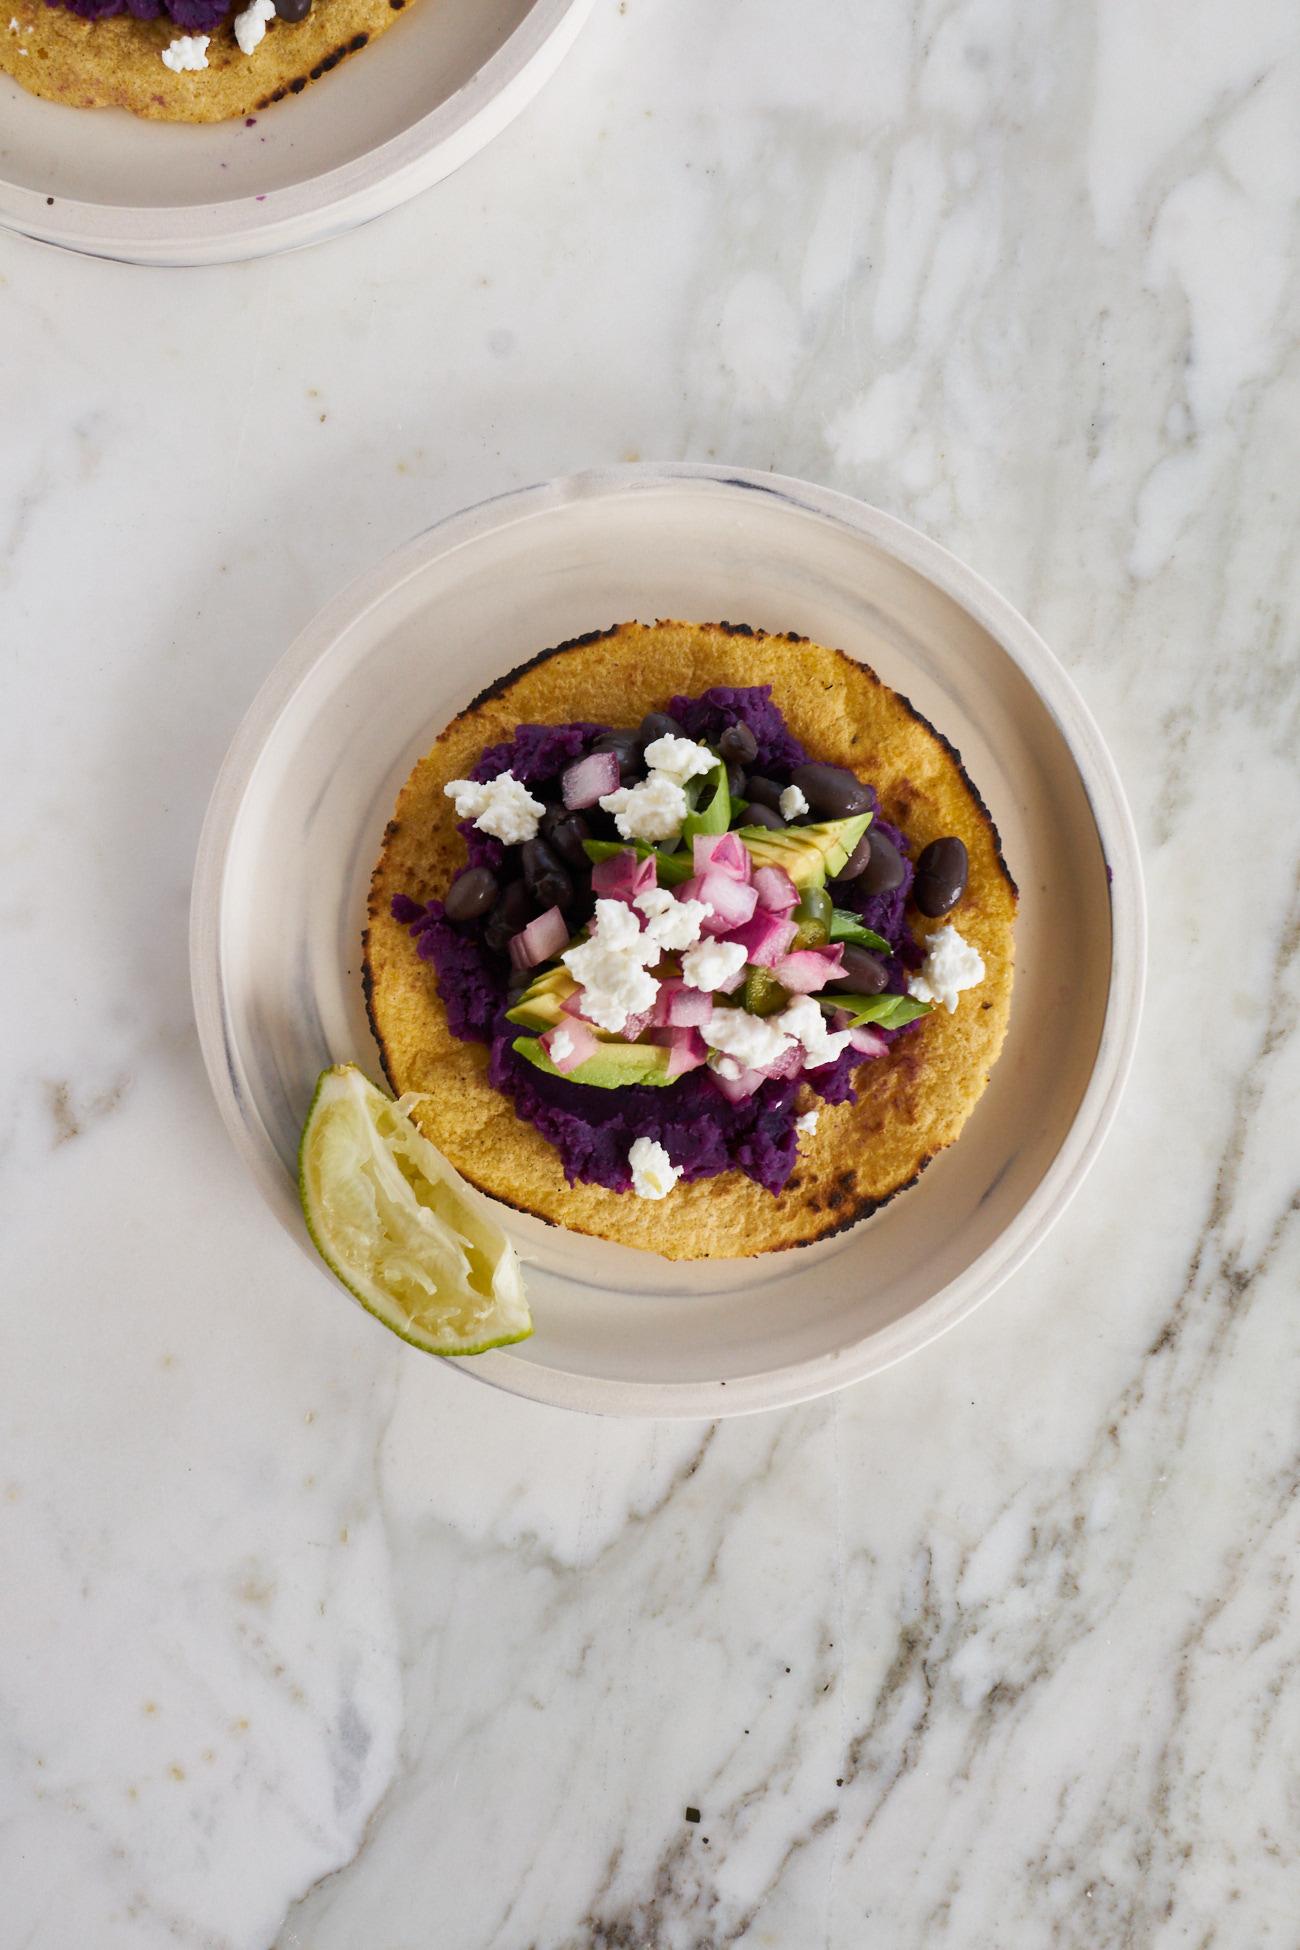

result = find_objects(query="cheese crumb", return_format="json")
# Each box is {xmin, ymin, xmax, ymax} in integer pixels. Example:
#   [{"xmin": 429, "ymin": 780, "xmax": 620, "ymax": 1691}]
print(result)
[
  {"xmin": 600, "ymin": 772, "xmax": 687, "ymax": 843},
  {"xmin": 701, "ymin": 1005, "xmax": 793, "ymax": 1071},
  {"xmin": 444, "ymin": 771, "xmax": 544, "ymax": 845},
  {"xmin": 641, "ymin": 734, "xmax": 716, "ymax": 785},
  {"xmin": 635, "ymin": 886, "xmax": 712, "ymax": 952},
  {"xmin": 773, "ymin": 994, "xmax": 853, "ymax": 1070},
  {"xmin": 561, "ymin": 899, "xmax": 661, "ymax": 1034},
  {"xmin": 795, "ymin": 1110, "xmax": 820, "ymax": 1136},
  {"xmin": 681, "ymin": 937, "xmax": 747, "ymax": 994},
  {"xmin": 161, "ymin": 34, "xmax": 209, "ymax": 70},
  {"xmin": 629, "ymin": 1136, "xmax": 681, "ymax": 1200},
  {"xmin": 549, "ymin": 1028, "xmax": 574, "ymax": 1063},
  {"xmin": 907, "ymin": 924, "xmax": 985, "ymax": 1013},
  {"xmin": 234, "ymin": 0, "xmax": 275, "ymax": 54},
  {"xmin": 779, "ymin": 784, "xmax": 809, "ymax": 821}
]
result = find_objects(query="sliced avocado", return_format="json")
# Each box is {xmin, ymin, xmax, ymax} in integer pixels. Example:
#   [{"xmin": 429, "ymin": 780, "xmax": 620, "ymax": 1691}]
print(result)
[
  {"xmin": 737, "ymin": 812, "xmax": 872, "ymax": 889},
  {"xmin": 505, "ymin": 964, "xmax": 578, "ymax": 1032},
  {"xmin": 512, "ymin": 1036, "xmax": 678, "ymax": 1088}
]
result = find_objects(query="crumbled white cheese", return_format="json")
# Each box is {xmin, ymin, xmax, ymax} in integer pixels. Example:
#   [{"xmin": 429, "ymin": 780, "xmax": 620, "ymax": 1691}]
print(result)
[
  {"xmin": 681, "ymin": 937, "xmax": 747, "ymax": 994},
  {"xmin": 717, "ymin": 1057, "xmax": 743, "ymax": 1081},
  {"xmin": 161, "ymin": 33, "xmax": 209, "ymax": 70},
  {"xmin": 641, "ymin": 734, "xmax": 716, "ymax": 786},
  {"xmin": 908, "ymin": 924, "xmax": 985, "ymax": 1013},
  {"xmin": 629, "ymin": 1136, "xmax": 682, "ymax": 1200},
  {"xmin": 549, "ymin": 1028, "xmax": 574, "ymax": 1063},
  {"xmin": 635, "ymin": 885, "xmax": 712, "ymax": 952},
  {"xmin": 779, "ymin": 784, "xmax": 809, "ymax": 821},
  {"xmin": 795, "ymin": 1110, "xmax": 820, "ymax": 1136},
  {"xmin": 234, "ymin": 0, "xmax": 275, "ymax": 54},
  {"xmin": 600, "ymin": 772, "xmax": 687, "ymax": 843},
  {"xmin": 702, "ymin": 1006, "xmax": 794, "ymax": 1071},
  {"xmin": 444, "ymin": 770, "xmax": 544, "ymax": 845},
  {"xmin": 561, "ymin": 899, "xmax": 660, "ymax": 1034},
  {"xmin": 773, "ymin": 994, "xmax": 853, "ymax": 1070}
]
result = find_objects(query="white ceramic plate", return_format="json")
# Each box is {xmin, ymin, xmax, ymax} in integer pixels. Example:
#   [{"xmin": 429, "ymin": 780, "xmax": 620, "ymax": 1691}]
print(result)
[
  {"xmin": 191, "ymin": 464, "xmax": 1145, "ymax": 1418},
  {"xmin": 0, "ymin": 0, "xmax": 593, "ymax": 264}
]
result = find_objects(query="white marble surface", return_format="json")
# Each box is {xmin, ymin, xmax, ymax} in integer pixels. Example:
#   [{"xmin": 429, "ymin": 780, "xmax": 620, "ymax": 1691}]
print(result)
[{"xmin": 2, "ymin": 0, "xmax": 1299, "ymax": 1943}]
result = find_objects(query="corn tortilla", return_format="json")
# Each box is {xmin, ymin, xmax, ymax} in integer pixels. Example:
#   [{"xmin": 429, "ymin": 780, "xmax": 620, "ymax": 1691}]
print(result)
[
  {"xmin": 1, "ymin": 0, "xmax": 412, "ymax": 122},
  {"xmin": 364, "ymin": 621, "xmax": 1017, "ymax": 1260}
]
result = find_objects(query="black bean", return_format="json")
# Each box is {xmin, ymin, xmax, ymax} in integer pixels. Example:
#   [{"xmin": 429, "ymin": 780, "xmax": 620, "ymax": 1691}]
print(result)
[
  {"xmin": 790, "ymin": 762, "xmax": 872, "ymax": 819},
  {"xmin": 744, "ymin": 775, "xmax": 786, "ymax": 812},
  {"xmin": 739, "ymin": 803, "xmax": 785, "ymax": 830},
  {"xmin": 830, "ymin": 832, "xmax": 873, "ymax": 886},
  {"xmin": 718, "ymin": 722, "xmax": 758, "ymax": 766},
  {"xmin": 274, "ymin": 0, "xmax": 312, "ymax": 18},
  {"xmin": 639, "ymin": 711, "xmax": 683, "ymax": 743},
  {"xmin": 913, "ymin": 836, "xmax": 968, "ymax": 917},
  {"xmin": 483, "ymin": 880, "xmax": 534, "ymax": 951},
  {"xmin": 856, "ymin": 827, "xmax": 905, "ymax": 895},
  {"xmin": 521, "ymin": 838, "xmax": 574, "ymax": 910},
  {"xmin": 540, "ymin": 806, "xmax": 592, "ymax": 869},
  {"xmin": 592, "ymin": 729, "xmax": 644, "ymax": 783},
  {"xmin": 725, "ymin": 762, "xmax": 748, "ymax": 799},
  {"xmin": 443, "ymin": 866, "xmax": 498, "ymax": 922},
  {"xmin": 826, "ymin": 946, "xmax": 889, "ymax": 993}
]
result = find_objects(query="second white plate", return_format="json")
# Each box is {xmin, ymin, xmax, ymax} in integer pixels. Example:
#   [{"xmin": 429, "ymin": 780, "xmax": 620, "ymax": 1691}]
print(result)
[{"xmin": 0, "ymin": 0, "xmax": 593, "ymax": 264}]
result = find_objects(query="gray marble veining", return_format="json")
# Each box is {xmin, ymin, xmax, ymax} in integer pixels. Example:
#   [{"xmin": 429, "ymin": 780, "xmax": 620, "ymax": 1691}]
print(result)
[{"xmin": 1, "ymin": 0, "xmax": 1298, "ymax": 1944}]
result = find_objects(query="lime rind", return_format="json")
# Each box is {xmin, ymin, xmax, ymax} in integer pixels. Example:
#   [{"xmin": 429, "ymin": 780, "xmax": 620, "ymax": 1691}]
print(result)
[{"xmin": 298, "ymin": 1065, "xmax": 532, "ymax": 1357}]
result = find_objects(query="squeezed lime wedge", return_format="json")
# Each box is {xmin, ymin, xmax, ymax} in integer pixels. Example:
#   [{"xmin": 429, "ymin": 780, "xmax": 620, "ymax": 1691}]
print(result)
[{"xmin": 298, "ymin": 1065, "xmax": 531, "ymax": 1357}]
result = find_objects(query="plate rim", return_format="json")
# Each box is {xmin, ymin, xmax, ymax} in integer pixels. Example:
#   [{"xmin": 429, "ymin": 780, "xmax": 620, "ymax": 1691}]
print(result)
[
  {"xmin": 0, "ymin": 0, "xmax": 594, "ymax": 266},
  {"xmin": 190, "ymin": 462, "xmax": 1147, "ymax": 1418}
]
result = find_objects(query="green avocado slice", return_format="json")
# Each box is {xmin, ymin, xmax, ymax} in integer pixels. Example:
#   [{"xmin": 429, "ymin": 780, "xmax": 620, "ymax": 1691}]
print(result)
[
  {"xmin": 512, "ymin": 1036, "xmax": 679, "ymax": 1088},
  {"xmin": 505, "ymin": 964, "xmax": 579, "ymax": 1032},
  {"xmin": 736, "ymin": 813, "xmax": 872, "ymax": 889}
]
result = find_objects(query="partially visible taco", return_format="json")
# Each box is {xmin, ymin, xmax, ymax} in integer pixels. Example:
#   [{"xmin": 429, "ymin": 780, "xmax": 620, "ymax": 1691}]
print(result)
[
  {"xmin": 1, "ymin": 0, "xmax": 411, "ymax": 123},
  {"xmin": 363, "ymin": 621, "xmax": 1017, "ymax": 1260}
]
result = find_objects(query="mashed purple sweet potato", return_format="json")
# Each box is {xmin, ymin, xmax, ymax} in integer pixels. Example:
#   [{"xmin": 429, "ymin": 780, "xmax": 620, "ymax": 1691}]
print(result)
[
  {"xmin": 47, "ymin": 0, "xmax": 231, "ymax": 27},
  {"xmin": 395, "ymin": 687, "xmax": 918, "ymax": 1196}
]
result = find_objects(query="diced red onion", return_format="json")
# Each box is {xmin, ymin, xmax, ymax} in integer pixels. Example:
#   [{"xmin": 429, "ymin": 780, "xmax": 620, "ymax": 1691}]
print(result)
[
  {"xmin": 508, "ymin": 905, "xmax": 569, "ymax": 970},
  {"xmin": 697, "ymin": 870, "xmax": 758, "ymax": 934},
  {"xmin": 755, "ymin": 1042, "xmax": 805, "ymax": 1082},
  {"xmin": 692, "ymin": 831, "xmax": 751, "ymax": 881},
  {"xmin": 848, "ymin": 1025, "xmax": 888, "ymax": 1058},
  {"xmin": 541, "ymin": 1018, "xmax": 599, "ymax": 1073},
  {"xmin": 591, "ymin": 849, "xmax": 658, "ymax": 904},
  {"xmin": 665, "ymin": 1027, "xmax": 708, "ymax": 1079},
  {"xmin": 652, "ymin": 980, "xmax": 714, "ymax": 1027},
  {"xmin": 751, "ymin": 865, "xmax": 799, "ymax": 913},
  {"xmin": 772, "ymin": 945, "xmax": 845, "ymax": 993},
  {"xmin": 709, "ymin": 1064, "xmax": 765, "ymax": 1102},
  {"xmin": 727, "ymin": 910, "xmax": 797, "ymax": 968},
  {"xmin": 620, "ymin": 1007, "xmax": 655, "ymax": 1041},
  {"xmin": 562, "ymin": 749, "xmax": 620, "ymax": 810}
]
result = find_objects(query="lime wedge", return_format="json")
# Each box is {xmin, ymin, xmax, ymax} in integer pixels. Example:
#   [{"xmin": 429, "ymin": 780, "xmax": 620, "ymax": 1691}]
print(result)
[{"xmin": 298, "ymin": 1065, "xmax": 531, "ymax": 1357}]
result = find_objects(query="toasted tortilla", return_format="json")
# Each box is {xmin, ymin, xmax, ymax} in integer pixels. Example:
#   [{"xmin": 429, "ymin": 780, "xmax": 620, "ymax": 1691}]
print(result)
[
  {"xmin": 364, "ymin": 622, "xmax": 1017, "ymax": 1259},
  {"xmin": 1, "ymin": 0, "xmax": 411, "ymax": 122}
]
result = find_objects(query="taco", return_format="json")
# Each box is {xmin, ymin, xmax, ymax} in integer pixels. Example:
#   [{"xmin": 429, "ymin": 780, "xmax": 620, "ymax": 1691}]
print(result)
[
  {"xmin": 363, "ymin": 621, "xmax": 1017, "ymax": 1260},
  {"xmin": 1, "ymin": 0, "xmax": 411, "ymax": 122}
]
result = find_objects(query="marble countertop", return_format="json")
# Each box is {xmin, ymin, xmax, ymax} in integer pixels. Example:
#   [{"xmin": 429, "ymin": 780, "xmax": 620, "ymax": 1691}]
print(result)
[{"xmin": 3, "ymin": 1, "xmax": 1299, "ymax": 1943}]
